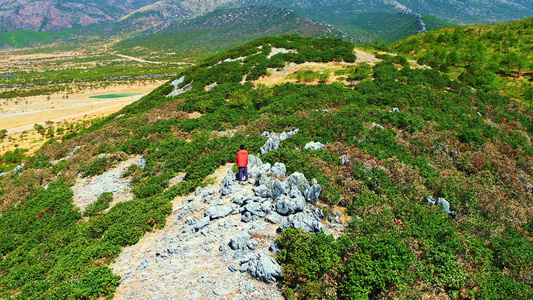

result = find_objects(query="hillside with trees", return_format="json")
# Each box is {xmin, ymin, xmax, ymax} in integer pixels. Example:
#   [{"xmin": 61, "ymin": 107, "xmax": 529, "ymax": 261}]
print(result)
[
  {"xmin": 0, "ymin": 31, "xmax": 532, "ymax": 299},
  {"xmin": 392, "ymin": 17, "xmax": 533, "ymax": 105}
]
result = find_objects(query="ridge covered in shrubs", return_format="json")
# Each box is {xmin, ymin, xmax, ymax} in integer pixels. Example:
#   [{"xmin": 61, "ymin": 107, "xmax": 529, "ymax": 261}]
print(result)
[{"xmin": 0, "ymin": 35, "xmax": 532, "ymax": 299}]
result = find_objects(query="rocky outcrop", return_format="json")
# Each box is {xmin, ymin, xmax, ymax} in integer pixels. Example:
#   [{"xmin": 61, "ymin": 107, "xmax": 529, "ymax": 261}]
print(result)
[
  {"xmin": 111, "ymin": 155, "xmax": 341, "ymax": 298},
  {"xmin": 279, "ymin": 212, "xmax": 323, "ymax": 233},
  {"xmin": 304, "ymin": 141, "xmax": 325, "ymax": 150},
  {"xmin": 220, "ymin": 170, "xmax": 243, "ymax": 195},
  {"xmin": 246, "ymin": 251, "xmax": 282, "ymax": 284},
  {"xmin": 260, "ymin": 128, "xmax": 299, "ymax": 154},
  {"xmin": 422, "ymin": 196, "xmax": 457, "ymax": 219}
]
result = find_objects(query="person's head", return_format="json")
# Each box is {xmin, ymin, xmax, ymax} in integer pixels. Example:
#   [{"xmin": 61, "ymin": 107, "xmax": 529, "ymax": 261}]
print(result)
[{"xmin": 240, "ymin": 144, "xmax": 245, "ymax": 150}]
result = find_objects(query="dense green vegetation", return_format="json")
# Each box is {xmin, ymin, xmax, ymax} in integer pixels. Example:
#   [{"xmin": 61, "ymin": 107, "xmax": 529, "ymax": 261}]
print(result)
[
  {"xmin": 319, "ymin": 11, "xmax": 453, "ymax": 44},
  {"xmin": 392, "ymin": 17, "xmax": 533, "ymax": 103},
  {"xmin": 255, "ymin": 0, "xmax": 533, "ymax": 26},
  {"xmin": 1, "ymin": 32, "xmax": 532, "ymax": 299},
  {"xmin": 0, "ymin": 30, "xmax": 76, "ymax": 48},
  {"xmin": 114, "ymin": 6, "xmax": 347, "ymax": 60},
  {"xmin": 0, "ymin": 52, "xmax": 181, "ymax": 99}
]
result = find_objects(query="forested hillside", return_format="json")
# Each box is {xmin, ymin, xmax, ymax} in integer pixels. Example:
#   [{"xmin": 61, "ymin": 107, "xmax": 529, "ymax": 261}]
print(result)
[
  {"xmin": 1, "ymin": 34, "xmax": 532, "ymax": 299},
  {"xmin": 114, "ymin": 6, "xmax": 348, "ymax": 59},
  {"xmin": 392, "ymin": 17, "xmax": 533, "ymax": 104}
]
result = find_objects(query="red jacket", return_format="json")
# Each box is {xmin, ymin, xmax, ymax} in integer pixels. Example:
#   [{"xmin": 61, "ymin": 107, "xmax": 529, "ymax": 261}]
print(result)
[{"xmin": 237, "ymin": 150, "xmax": 248, "ymax": 167}]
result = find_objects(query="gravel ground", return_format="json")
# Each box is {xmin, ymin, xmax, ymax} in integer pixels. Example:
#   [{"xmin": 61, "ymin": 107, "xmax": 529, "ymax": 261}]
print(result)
[{"xmin": 71, "ymin": 156, "xmax": 144, "ymax": 212}]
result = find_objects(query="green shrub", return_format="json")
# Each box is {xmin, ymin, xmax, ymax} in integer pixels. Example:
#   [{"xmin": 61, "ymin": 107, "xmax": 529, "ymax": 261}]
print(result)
[
  {"xmin": 457, "ymin": 129, "xmax": 485, "ymax": 147},
  {"xmin": 83, "ymin": 192, "xmax": 113, "ymax": 217},
  {"xmin": 276, "ymin": 228, "xmax": 352, "ymax": 298},
  {"xmin": 379, "ymin": 111, "xmax": 425, "ymax": 133}
]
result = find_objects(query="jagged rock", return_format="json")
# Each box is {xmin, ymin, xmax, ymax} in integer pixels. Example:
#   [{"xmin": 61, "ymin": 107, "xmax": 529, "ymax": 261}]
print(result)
[
  {"xmin": 185, "ymin": 217, "xmax": 195, "ymax": 226},
  {"xmin": 231, "ymin": 190, "xmax": 250, "ymax": 205},
  {"xmin": 244, "ymin": 201, "xmax": 271, "ymax": 217},
  {"xmin": 279, "ymin": 212, "xmax": 322, "ymax": 233},
  {"xmin": 247, "ymin": 251, "xmax": 282, "ymax": 283},
  {"xmin": 254, "ymin": 185, "xmax": 271, "ymax": 198},
  {"xmin": 284, "ymin": 172, "xmax": 310, "ymax": 196},
  {"xmin": 269, "ymin": 242, "xmax": 281, "ymax": 255},
  {"xmin": 247, "ymin": 239, "xmax": 258, "ymax": 250},
  {"xmin": 137, "ymin": 156, "xmax": 146, "ymax": 168},
  {"xmin": 306, "ymin": 184, "xmax": 322, "ymax": 203},
  {"xmin": 194, "ymin": 216, "xmax": 210, "ymax": 231},
  {"xmin": 176, "ymin": 204, "xmax": 195, "ymax": 220},
  {"xmin": 241, "ymin": 212, "xmax": 252, "ymax": 223},
  {"xmin": 284, "ymin": 128, "xmax": 299, "ymax": 139},
  {"xmin": 261, "ymin": 201, "xmax": 272, "ymax": 214},
  {"xmin": 275, "ymin": 190, "xmax": 305, "ymax": 216},
  {"xmin": 435, "ymin": 197, "xmax": 451, "ymax": 214},
  {"xmin": 205, "ymin": 205, "xmax": 233, "ymax": 220},
  {"xmin": 422, "ymin": 196, "xmax": 457, "ymax": 219},
  {"xmin": 228, "ymin": 263, "xmax": 238, "ymax": 272},
  {"xmin": 195, "ymin": 187, "xmax": 204, "ymax": 196},
  {"xmin": 256, "ymin": 172, "xmax": 274, "ymax": 189},
  {"xmin": 69, "ymin": 146, "xmax": 82, "ymax": 157},
  {"xmin": 170, "ymin": 76, "xmax": 185, "ymax": 88},
  {"xmin": 265, "ymin": 213, "xmax": 282, "ymax": 224},
  {"xmin": 304, "ymin": 141, "xmax": 325, "ymax": 150},
  {"xmin": 270, "ymin": 162, "xmax": 286, "ymax": 178},
  {"xmin": 220, "ymin": 170, "xmax": 242, "ymax": 196},
  {"xmin": 271, "ymin": 179, "xmax": 287, "ymax": 200},
  {"xmin": 310, "ymin": 206, "xmax": 324, "ymax": 219},
  {"xmin": 248, "ymin": 155, "xmax": 264, "ymax": 178},
  {"xmin": 229, "ymin": 203, "xmax": 240, "ymax": 215},
  {"xmin": 229, "ymin": 233, "xmax": 251, "ymax": 250},
  {"xmin": 239, "ymin": 263, "xmax": 249, "ymax": 273},
  {"xmin": 422, "ymin": 195, "xmax": 435, "ymax": 205},
  {"xmin": 12, "ymin": 163, "xmax": 25, "ymax": 174},
  {"xmin": 340, "ymin": 155, "xmax": 352, "ymax": 165},
  {"xmin": 260, "ymin": 135, "xmax": 280, "ymax": 154},
  {"xmin": 261, "ymin": 163, "xmax": 272, "ymax": 175}
]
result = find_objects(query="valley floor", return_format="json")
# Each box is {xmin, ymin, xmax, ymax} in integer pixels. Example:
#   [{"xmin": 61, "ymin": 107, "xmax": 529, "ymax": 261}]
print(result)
[{"xmin": 0, "ymin": 82, "xmax": 165, "ymax": 155}]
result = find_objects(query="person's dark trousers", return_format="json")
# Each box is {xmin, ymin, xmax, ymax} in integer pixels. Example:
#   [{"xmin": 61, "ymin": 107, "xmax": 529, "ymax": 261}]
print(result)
[{"xmin": 238, "ymin": 166, "xmax": 248, "ymax": 181}]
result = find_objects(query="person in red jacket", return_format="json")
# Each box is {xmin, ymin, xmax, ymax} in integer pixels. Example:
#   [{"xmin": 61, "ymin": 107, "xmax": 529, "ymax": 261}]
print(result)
[{"xmin": 237, "ymin": 144, "xmax": 248, "ymax": 182}]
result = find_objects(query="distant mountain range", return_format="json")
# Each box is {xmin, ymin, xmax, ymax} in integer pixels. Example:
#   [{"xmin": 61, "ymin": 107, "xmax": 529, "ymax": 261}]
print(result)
[
  {"xmin": 1, "ymin": 0, "xmax": 532, "ymax": 33},
  {"xmin": 0, "ymin": 0, "xmax": 532, "ymax": 47}
]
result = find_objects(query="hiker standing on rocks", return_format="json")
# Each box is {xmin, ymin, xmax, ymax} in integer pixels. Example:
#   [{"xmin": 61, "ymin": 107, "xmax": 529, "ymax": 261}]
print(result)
[{"xmin": 237, "ymin": 144, "xmax": 248, "ymax": 183}]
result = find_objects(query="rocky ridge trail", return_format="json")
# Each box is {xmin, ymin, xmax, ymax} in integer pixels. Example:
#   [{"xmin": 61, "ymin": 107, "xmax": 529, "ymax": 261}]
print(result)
[{"xmin": 110, "ymin": 155, "xmax": 345, "ymax": 299}]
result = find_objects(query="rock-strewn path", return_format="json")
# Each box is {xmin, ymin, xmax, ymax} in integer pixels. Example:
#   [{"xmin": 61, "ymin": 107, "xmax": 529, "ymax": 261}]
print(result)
[
  {"xmin": 111, "ymin": 164, "xmax": 284, "ymax": 300},
  {"xmin": 110, "ymin": 151, "xmax": 345, "ymax": 299}
]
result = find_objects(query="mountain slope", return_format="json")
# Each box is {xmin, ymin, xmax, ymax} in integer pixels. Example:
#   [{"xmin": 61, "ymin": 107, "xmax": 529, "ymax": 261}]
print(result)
[
  {"xmin": 1, "ymin": 35, "xmax": 532, "ymax": 299},
  {"xmin": 0, "ymin": 0, "xmax": 160, "ymax": 31},
  {"xmin": 392, "ymin": 17, "xmax": 533, "ymax": 102},
  {"xmin": 1, "ymin": 0, "xmax": 532, "ymax": 33},
  {"xmin": 247, "ymin": 0, "xmax": 533, "ymax": 25},
  {"xmin": 114, "ymin": 6, "xmax": 348, "ymax": 58}
]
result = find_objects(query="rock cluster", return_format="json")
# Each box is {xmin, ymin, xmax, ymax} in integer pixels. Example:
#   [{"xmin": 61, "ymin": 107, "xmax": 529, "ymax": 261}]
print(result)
[
  {"xmin": 220, "ymin": 156, "xmax": 324, "ymax": 236},
  {"xmin": 260, "ymin": 128, "xmax": 299, "ymax": 154},
  {"xmin": 109, "ymin": 156, "xmax": 337, "ymax": 298},
  {"xmin": 304, "ymin": 141, "xmax": 325, "ymax": 150},
  {"xmin": 422, "ymin": 196, "xmax": 457, "ymax": 219}
]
